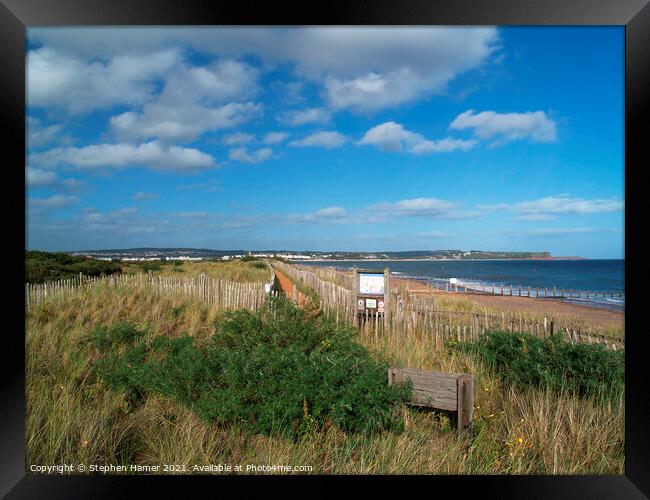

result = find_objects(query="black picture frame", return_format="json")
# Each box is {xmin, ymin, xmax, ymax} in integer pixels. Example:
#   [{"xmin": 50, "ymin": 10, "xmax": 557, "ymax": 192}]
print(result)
[{"xmin": 2, "ymin": 1, "xmax": 648, "ymax": 497}]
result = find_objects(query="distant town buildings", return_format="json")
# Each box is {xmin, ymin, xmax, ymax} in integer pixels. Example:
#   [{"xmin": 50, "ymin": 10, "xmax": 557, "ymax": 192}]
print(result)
[{"xmin": 68, "ymin": 249, "xmax": 552, "ymax": 262}]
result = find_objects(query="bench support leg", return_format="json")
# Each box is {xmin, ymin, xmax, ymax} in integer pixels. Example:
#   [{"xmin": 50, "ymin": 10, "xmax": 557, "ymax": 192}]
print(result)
[{"xmin": 457, "ymin": 374, "xmax": 474, "ymax": 435}]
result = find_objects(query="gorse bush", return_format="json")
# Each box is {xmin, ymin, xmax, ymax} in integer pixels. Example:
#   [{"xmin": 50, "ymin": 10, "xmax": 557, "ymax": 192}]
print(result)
[
  {"xmin": 138, "ymin": 261, "xmax": 162, "ymax": 272},
  {"xmin": 26, "ymin": 250, "xmax": 122, "ymax": 283},
  {"xmin": 453, "ymin": 331, "xmax": 624, "ymax": 399},
  {"xmin": 92, "ymin": 296, "xmax": 411, "ymax": 438}
]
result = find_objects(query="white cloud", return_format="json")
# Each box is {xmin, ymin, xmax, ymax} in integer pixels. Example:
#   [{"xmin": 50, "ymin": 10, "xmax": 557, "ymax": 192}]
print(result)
[
  {"xmin": 286, "ymin": 206, "xmax": 348, "ymax": 223},
  {"xmin": 481, "ymin": 195, "xmax": 624, "ymax": 220},
  {"xmin": 27, "ymin": 117, "xmax": 64, "ymax": 149},
  {"xmin": 369, "ymin": 197, "xmax": 478, "ymax": 220},
  {"xmin": 515, "ymin": 195, "xmax": 623, "ymax": 216},
  {"xmin": 289, "ymin": 131, "xmax": 348, "ymax": 149},
  {"xmin": 26, "ymin": 167, "xmax": 57, "ymax": 187},
  {"xmin": 325, "ymin": 68, "xmax": 438, "ymax": 113},
  {"xmin": 450, "ymin": 110, "xmax": 558, "ymax": 145},
  {"xmin": 278, "ymin": 107, "xmax": 331, "ymax": 127},
  {"xmin": 29, "ymin": 194, "xmax": 79, "ymax": 208},
  {"xmin": 357, "ymin": 121, "xmax": 477, "ymax": 154},
  {"xmin": 262, "ymin": 131, "xmax": 289, "ymax": 144},
  {"xmin": 60, "ymin": 178, "xmax": 87, "ymax": 192},
  {"xmin": 27, "ymin": 46, "xmax": 180, "ymax": 114},
  {"xmin": 222, "ymin": 132, "xmax": 255, "ymax": 146},
  {"xmin": 314, "ymin": 206, "xmax": 347, "ymax": 218},
  {"xmin": 159, "ymin": 58, "xmax": 259, "ymax": 105},
  {"xmin": 106, "ymin": 58, "xmax": 260, "ymax": 143},
  {"xmin": 26, "ymin": 166, "xmax": 88, "ymax": 192},
  {"xmin": 30, "ymin": 141, "xmax": 216, "ymax": 173},
  {"xmin": 133, "ymin": 191, "xmax": 159, "ymax": 201},
  {"xmin": 228, "ymin": 147, "xmax": 273, "ymax": 164},
  {"xmin": 110, "ymin": 102, "xmax": 261, "ymax": 144},
  {"xmin": 526, "ymin": 227, "xmax": 622, "ymax": 236},
  {"xmin": 30, "ymin": 27, "xmax": 499, "ymax": 116}
]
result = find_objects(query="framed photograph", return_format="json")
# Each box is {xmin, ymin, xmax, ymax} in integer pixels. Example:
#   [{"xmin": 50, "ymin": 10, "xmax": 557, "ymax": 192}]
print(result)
[{"xmin": 3, "ymin": 0, "xmax": 648, "ymax": 497}]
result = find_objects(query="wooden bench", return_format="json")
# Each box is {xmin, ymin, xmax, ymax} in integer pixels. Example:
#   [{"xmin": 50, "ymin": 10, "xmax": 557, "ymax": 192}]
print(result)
[{"xmin": 388, "ymin": 367, "xmax": 474, "ymax": 434}]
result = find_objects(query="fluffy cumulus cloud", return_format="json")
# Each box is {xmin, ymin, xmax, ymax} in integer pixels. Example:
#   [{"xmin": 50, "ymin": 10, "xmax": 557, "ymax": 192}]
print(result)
[
  {"xmin": 107, "ymin": 58, "xmax": 261, "ymax": 143},
  {"xmin": 27, "ymin": 117, "xmax": 64, "ymax": 149},
  {"xmin": 222, "ymin": 132, "xmax": 255, "ymax": 146},
  {"xmin": 26, "ymin": 167, "xmax": 58, "ymax": 187},
  {"xmin": 26, "ymin": 166, "xmax": 88, "ymax": 192},
  {"xmin": 289, "ymin": 131, "xmax": 348, "ymax": 149},
  {"xmin": 278, "ymin": 107, "xmax": 331, "ymax": 127},
  {"xmin": 28, "ymin": 47, "xmax": 180, "ymax": 114},
  {"xmin": 450, "ymin": 110, "xmax": 558, "ymax": 145},
  {"xmin": 30, "ymin": 141, "xmax": 216, "ymax": 173},
  {"xmin": 30, "ymin": 27, "xmax": 499, "ymax": 113},
  {"xmin": 262, "ymin": 131, "xmax": 289, "ymax": 144},
  {"xmin": 228, "ymin": 147, "xmax": 273, "ymax": 164},
  {"xmin": 110, "ymin": 102, "xmax": 261, "ymax": 144},
  {"xmin": 324, "ymin": 69, "xmax": 441, "ymax": 113},
  {"xmin": 358, "ymin": 122, "xmax": 477, "ymax": 154}
]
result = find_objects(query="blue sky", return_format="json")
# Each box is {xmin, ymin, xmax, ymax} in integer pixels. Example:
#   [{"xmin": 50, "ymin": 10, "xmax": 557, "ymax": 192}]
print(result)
[{"xmin": 26, "ymin": 27, "xmax": 624, "ymax": 258}]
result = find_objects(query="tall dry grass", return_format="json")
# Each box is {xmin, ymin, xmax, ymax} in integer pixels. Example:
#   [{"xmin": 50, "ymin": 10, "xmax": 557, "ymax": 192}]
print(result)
[
  {"xmin": 121, "ymin": 259, "xmax": 272, "ymax": 283},
  {"xmin": 26, "ymin": 285, "xmax": 623, "ymax": 474},
  {"xmin": 298, "ymin": 264, "xmax": 624, "ymax": 339}
]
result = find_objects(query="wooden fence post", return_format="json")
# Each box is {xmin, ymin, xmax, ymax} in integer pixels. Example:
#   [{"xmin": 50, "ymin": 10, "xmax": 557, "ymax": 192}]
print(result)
[
  {"xmin": 384, "ymin": 267, "xmax": 391, "ymax": 332},
  {"xmin": 457, "ymin": 374, "xmax": 474, "ymax": 434}
]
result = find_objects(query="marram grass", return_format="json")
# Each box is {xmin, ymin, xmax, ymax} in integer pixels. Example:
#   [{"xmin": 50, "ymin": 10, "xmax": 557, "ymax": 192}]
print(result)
[{"xmin": 26, "ymin": 285, "xmax": 624, "ymax": 474}]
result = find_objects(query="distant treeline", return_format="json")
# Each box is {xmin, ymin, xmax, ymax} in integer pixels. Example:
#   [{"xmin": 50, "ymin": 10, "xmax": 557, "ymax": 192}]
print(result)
[{"xmin": 26, "ymin": 251, "xmax": 122, "ymax": 284}]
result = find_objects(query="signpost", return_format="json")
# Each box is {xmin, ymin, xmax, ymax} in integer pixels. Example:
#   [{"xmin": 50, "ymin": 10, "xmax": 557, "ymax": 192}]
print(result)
[{"xmin": 353, "ymin": 268, "xmax": 390, "ymax": 328}]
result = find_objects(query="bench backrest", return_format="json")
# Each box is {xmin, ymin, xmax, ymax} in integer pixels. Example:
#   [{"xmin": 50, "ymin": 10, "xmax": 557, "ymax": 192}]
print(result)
[{"xmin": 388, "ymin": 367, "xmax": 474, "ymax": 434}]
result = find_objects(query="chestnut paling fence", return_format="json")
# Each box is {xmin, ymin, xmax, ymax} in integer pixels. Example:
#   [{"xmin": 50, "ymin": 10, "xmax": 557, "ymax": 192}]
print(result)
[
  {"xmin": 270, "ymin": 261, "xmax": 624, "ymax": 351},
  {"xmin": 25, "ymin": 265, "xmax": 624, "ymax": 351},
  {"xmin": 25, "ymin": 272, "xmax": 275, "ymax": 313}
]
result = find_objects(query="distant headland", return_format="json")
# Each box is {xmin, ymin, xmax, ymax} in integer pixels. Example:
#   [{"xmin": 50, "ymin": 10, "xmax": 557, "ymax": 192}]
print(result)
[{"xmin": 51, "ymin": 248, "xmax": 586, "ymax": 262}]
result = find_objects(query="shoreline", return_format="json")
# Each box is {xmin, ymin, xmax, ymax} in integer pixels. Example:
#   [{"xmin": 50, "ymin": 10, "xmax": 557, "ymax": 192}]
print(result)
[
  {"xmin": 296, "ymin": 258, "xmax": 590, "ymax": 262},
  {"xmin": 392, "ymin": 276, "xmax": 624, "ymax": 329}
]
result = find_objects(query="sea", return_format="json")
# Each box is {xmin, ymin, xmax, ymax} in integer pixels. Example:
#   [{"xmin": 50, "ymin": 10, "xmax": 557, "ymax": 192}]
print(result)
[{"xmin": 302, "ymin": 259, "xmax": 625, "ymax": 312}]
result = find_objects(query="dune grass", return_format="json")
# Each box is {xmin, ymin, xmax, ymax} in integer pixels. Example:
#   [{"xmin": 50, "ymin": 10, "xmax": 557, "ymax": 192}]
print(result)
[
  {"xmin": 120, "ymin": 259, "xmax": 272, "ymax": 283},
  {"xmin": 26, "ymin": 285, "xmax": 624, "ymax": 475},
  {"xmin": 433, "ymin": 294, "xmax": 625, "ymax": 339},
  {"xmin": 293, "ymin": 265, "xmax": 624, "ymax": 339}
]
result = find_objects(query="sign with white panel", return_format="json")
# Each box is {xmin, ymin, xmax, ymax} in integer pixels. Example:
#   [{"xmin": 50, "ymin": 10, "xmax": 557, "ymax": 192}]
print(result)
[
  {"xmin": 353, "ymin": 268, "xmax": 390, "ymax": 323},
  {"xmin": 359, "ymin": 273, "xmax": 385, "ymax": 295}
]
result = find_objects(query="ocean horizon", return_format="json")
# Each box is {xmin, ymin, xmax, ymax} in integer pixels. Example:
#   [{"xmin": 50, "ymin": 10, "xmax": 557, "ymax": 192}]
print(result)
[{"xmin": 303, "ymin": 259, "xmax": 625, "ymax": 312}]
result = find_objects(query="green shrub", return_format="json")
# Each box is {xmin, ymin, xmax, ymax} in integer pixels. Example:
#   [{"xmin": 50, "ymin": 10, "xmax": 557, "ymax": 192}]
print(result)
[
  {"xmin": 25, "ymin": 250, "xmax": 122, "ymax": 283},
  {"xmin": 92, "ymin": 296, "xmax": 411, "ymax": 438},
  {"xmin": 453, "ymin": 331, "xmax": 624, "ymax": 398},
  {"xmin": 138, "ymin": 261, "xmax": 162, "ymax": 272}
]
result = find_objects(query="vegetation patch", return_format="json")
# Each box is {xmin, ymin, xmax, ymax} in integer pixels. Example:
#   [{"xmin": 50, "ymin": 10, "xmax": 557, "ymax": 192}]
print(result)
[
  {"xmin": 26, "ymin": 250, "xmax": 122, "ymax": 283},
  {"xmin": 452, "ymin": 330, "xmax": 624, "ymax": 399},
  {"xmin": 92, "ymin": 296, "xmax": 411, "ymax": 439}
]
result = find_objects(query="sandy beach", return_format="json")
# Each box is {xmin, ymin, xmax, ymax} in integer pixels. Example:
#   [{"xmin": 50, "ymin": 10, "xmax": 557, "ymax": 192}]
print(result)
[{"xmin": 392, "ymin": 276, "xmax": 624, "ymax": 329}]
